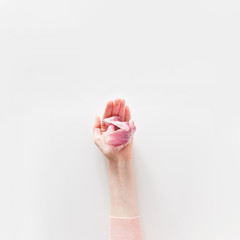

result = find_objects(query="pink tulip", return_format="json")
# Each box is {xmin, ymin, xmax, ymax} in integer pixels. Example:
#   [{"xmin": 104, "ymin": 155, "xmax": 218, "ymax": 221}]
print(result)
[{"xmin": 103, "ymin": 116, "xmax": 136, "ymax": 151}]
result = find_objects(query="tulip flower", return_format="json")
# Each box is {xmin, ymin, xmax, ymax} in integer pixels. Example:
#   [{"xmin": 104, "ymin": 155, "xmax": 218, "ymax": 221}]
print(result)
[{"xmin": 102, "ymin": 116, "xmax": 136, "ymax": 152}]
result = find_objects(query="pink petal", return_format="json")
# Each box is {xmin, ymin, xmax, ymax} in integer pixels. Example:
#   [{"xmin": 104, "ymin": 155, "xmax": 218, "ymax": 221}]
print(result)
[
  {"xmin": 103, "ymin": 116, "xmax": 130, "ymax": 131},
  {"xmin": 105, "ymin": 124, "xmax": 116, "ymax": 134},
  {"xmin": 103, "ymin": 116, "xmax": 121, "ymax": 123},
  {"xmin": 105, "ymin": 129, "xmax": 131, "ymax": 146}
]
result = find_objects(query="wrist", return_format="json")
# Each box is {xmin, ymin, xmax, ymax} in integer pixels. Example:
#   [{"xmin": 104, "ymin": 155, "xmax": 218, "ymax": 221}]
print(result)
[
  {"xmin": 107, "ymin": 153, "xmax": 132, "ymax": 161},
  {"xmin": 107, "ymin": 157, "xmax": 133, "ymax": 175}
]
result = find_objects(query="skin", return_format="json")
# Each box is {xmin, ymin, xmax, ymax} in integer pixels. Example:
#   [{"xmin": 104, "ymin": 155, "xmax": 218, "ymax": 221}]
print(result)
[{"xmin": 93, "ymin": 98, "xmax": 139, "ymax": 217}]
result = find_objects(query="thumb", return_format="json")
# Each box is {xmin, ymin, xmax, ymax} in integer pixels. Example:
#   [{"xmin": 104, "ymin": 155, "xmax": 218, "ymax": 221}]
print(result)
[{"xmin": 93, "ymin": 115, "xmax": 101, "ymax": 140}]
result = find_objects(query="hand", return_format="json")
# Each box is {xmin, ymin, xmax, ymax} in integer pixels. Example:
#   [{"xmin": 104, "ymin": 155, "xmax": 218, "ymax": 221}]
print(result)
[{"xmin": 93, "ymin": 98, "xmax": 133, "ymax": 161}]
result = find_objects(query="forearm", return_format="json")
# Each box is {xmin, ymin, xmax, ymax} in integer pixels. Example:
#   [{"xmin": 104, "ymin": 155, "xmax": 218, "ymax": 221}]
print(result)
[{"xmin": 108, "ymin": 157, "xmax": 139, "ymax": 217}]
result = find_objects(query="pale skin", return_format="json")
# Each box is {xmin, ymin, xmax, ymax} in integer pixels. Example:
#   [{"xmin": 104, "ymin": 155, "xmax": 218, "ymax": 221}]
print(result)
[{"xmin": 93, "ymin": 98, "xmax": 139, "ymax": 217}]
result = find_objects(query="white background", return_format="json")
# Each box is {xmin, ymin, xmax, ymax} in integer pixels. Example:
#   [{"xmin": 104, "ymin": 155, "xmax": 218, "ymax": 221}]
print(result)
[{"xmin": 0, "ymin": 0, "xmax": 240, "ymax": 239}]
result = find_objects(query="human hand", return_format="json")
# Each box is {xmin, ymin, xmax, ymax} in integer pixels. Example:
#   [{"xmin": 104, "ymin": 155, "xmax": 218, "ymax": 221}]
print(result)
[{"xmin": 93, "ymin": 98, "xmax": 134, "ymax": 161}]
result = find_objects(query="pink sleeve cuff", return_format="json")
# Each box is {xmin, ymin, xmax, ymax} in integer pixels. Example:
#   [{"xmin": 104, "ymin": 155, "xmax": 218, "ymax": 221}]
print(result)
[{"xmin": 109, "ymin": 216, "xmax": 143, "ymax": 240}]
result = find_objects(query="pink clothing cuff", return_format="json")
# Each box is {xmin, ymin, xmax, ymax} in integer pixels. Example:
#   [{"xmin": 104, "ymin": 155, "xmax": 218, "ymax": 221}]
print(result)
[{"xmin": 109, "ymin": 216, "xmax": 143, "ymax": 240}]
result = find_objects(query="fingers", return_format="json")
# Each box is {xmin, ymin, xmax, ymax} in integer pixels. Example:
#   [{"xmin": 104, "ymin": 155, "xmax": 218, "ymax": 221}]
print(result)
[
  {"xmin": 102, "ymin": 100, "xmax": 113, "ymax": 120},
  {"xmin": 112, "ymin": 98, "xmax": 121, "ymax": 116},
  {"xmin": 124, "ymin": 105, "xmax": 131, "ymax": 121},
  {"xmin": 101, "ymin": 98, "xmax": 131, "ymax": 127},
  {"xmin": 118, "ymin": 99, "xmax": 125, "ymax": 121},
  {"xmin": 93, "ymin": 115, "xmax": 101, "ymax": 143},
  {"xmin": 101, "ymin": 100, "xmax": 113, "ymax": 132}
]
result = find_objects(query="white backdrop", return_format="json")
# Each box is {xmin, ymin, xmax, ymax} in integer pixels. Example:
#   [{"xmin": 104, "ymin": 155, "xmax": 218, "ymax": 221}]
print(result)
[{"xmin": 0, "ymin": 0, "xmax": 240, "ymax": 239}]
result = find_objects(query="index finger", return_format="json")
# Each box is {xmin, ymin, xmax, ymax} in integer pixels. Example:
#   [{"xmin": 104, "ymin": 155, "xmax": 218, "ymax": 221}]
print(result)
[
  {"xmin": 102, "ymin": 100, "xmax": 113, "ymax": 120},
  {"xmin": 101, "ymin": 100, "xmax": 113, "ymax": 131}
]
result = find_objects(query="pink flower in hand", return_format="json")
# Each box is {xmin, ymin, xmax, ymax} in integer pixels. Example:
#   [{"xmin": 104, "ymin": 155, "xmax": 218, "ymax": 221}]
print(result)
[{"xmin": 103, "ymin": 116, "xmax": 136, "ymax": 152}]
